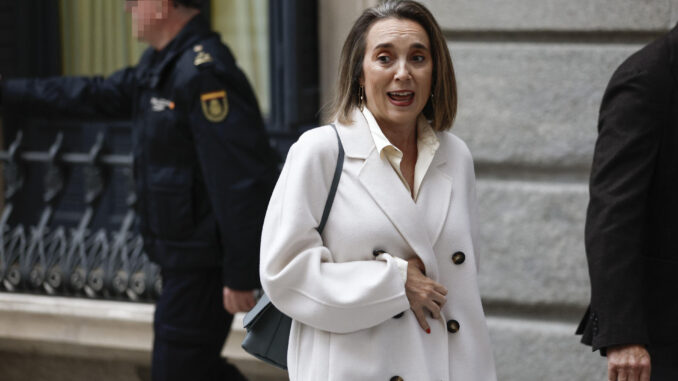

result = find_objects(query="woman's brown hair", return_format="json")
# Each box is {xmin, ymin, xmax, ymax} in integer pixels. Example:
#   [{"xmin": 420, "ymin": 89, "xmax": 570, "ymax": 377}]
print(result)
[{"xmin": 327, "ymin": 0, "xmax": 457, "ymax": 131}]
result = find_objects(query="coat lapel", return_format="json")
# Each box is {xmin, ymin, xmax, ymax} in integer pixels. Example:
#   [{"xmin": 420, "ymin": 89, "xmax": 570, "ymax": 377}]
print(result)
[
  {"xmin": 359, "ymin": 153, "xmax": 440, "ymax": 281},
  {"xmin": 336, "ymin": 109, "xmax": 440, "ymax": 281},
  {"xmin": 418, "ymin": 145, "xmax": 453, "ymax": 247}
]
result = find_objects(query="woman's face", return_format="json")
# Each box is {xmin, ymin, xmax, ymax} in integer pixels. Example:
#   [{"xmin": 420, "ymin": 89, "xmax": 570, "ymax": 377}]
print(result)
[{"xmin": 361, "ymin": 18, "xmax": 433, "ymax": 130}]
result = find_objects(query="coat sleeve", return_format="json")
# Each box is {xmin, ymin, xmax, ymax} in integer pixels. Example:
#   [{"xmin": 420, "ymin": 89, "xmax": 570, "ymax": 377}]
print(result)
[
  {"xmin": 260, "ymin": 128, "xmax": 411, "ymax": 334},
  {"xmin": 186, "ymin": 68, "xmax": 278, "ymax": 290},
  {"xmin": 0, "ymin": 68, "xmax": 136, "ymax": 118},
  {"xmin": 468, "ymin": 153, "xmax": 481, "ymax": 273},
  {"xmin": 584, "ymin": 66, "xmax": 667, "ymax": 351}
]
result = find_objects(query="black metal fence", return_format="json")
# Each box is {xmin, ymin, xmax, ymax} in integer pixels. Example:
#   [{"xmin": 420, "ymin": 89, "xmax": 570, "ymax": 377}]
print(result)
[{"xmin": 0, "ymin": 120, "xmax": 161, "ymax": 301}]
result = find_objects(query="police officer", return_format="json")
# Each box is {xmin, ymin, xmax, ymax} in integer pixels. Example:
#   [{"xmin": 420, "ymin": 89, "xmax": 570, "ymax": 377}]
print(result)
[{"xmin": 0, "ymin": 1, "xmax": 278, "ymax": 380}]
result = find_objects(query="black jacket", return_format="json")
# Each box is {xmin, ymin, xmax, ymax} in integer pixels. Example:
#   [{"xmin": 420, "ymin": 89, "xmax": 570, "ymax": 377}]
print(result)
[
  {"xmin": 0, "ymin": 16, "xmax": 279, "ymax": 290},
  {"xmin": 577, "ymin": 24, "xmax": 678, "ymax": 351}
]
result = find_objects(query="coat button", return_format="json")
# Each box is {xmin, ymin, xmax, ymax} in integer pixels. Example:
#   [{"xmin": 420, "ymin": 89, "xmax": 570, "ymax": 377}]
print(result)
[
  {"xmin": 447, "ymin": 319, "xmax": 460, "ymax": 333},
  {"xmin": 393, "ymin": 312, "xmax": 404, "ymax": 319},
  {"xmin": 451, "ymin": 251, "xmax": 465, "ymax": 265},
  {"xmin": 390, "ymin": 377, "xmax": 404, "ymax": 381},
  {"xmin": 373, "ymin": 249, "xmax": 386, "ymax": 257}
]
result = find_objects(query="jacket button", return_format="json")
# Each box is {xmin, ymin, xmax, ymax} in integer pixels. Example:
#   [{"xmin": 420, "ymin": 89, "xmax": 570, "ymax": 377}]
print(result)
[
  {"xmin": 447, "ymin": 319, "xmax": 460, "ymax": 333},
  {"xmin": 393, "ymin": 312, "xmax": 404, "ymax": 319},
  {"xmin": 390, "ymin": 377, "xmax": 404, "ymax": 381},
  {"xmin": 373, "ymin": 249, "xmax": 386, "ymax": 257},
  {"xmin": 451, "ymin": 251, "xmax": 465, "ymax": 265}
]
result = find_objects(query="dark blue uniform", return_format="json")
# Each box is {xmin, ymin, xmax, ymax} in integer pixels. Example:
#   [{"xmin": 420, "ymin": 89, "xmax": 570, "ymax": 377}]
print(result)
[{"xmin": 1, "ymin": 15, "xmax": 278, "ymax": 380}]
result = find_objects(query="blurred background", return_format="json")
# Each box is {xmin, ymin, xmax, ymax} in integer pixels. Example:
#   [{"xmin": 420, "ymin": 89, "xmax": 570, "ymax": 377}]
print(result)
[{"xmin": 0, "ymin": 0, "xmax": 674, "ymax": 380}]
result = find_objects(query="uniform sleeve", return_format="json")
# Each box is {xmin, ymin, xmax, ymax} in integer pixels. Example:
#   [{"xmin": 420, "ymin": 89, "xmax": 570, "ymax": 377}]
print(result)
[
  {"xmin": 186, "ymin": 69, "xmax": 277, "ymax": 290},
  {"xmin": 0, "ymin": 68, "xmax": 136, "ymax": 118},
  {"xmin": 585, "ymin": 67, "xmax": 665, "ymax": 351},
  {"xmin": 260, "ymin": 131, "xmax": 411, "ymax": 334}
]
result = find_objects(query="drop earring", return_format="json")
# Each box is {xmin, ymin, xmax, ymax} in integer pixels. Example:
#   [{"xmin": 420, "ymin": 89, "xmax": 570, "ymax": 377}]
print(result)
[{"xmin": 359, "ymin": 86, "xmax": 365, "ymax": 110}]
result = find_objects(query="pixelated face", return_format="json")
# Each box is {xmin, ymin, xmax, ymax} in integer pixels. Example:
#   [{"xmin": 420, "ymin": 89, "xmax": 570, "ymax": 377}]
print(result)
[{"xmin": 125, "ymin": 0, "xmax": 169, "ymax": 42}]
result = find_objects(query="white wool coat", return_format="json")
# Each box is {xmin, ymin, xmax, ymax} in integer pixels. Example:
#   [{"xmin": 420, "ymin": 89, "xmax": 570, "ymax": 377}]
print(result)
[{"xmin": 260, "ymin": 110, "xmax": 497, "ymax": 381}]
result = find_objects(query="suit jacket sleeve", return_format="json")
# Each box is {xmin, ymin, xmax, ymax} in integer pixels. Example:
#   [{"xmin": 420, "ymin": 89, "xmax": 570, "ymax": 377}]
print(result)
[
  {"xmin": 585, "ymin": 65, "xmax": 668, "ymax": 351},
  {"xmin": 0, "ymin": 68, "xmax": 136, "ymax": 118},
  {"xmin": 186, "ymin": 67, "xmax": 277, "ymax": 290},
  {"xmin": 259, "ymin": 128, "xmax": 411, "ymax": 334}
]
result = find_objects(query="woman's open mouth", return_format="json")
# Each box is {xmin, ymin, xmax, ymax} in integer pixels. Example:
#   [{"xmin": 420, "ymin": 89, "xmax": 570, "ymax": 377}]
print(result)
[{"xmin": 387, "ymin": 91, "xmax": 414, "ymax": 107}]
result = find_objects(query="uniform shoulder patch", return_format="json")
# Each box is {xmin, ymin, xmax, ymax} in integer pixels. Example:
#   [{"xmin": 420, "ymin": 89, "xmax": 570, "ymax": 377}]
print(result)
[
  {"xmin": 200, "ymin": 90, "xmax": 229, "ymax": 123},
  {"xmin": 193, "ymin": 44, "xmax": 213, "ymax": 66}
]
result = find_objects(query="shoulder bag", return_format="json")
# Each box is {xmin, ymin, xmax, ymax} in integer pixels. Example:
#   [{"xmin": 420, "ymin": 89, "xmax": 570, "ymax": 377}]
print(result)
[{"xmin": 241, "ymin": 124, "xmax": 344, "ymax": 370}]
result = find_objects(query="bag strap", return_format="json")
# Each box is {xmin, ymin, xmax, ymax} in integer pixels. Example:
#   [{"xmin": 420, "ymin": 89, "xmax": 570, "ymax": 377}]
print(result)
[{"xmin": 317, "ymin": 124, "xmax": 344, "ymax": 235}]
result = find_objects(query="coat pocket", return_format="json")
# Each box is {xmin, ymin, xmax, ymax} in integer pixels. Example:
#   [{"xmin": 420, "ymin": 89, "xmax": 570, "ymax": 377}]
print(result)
[{"xmin": 147, "ymin": 166, "xmax": 194, "ymax": 240}]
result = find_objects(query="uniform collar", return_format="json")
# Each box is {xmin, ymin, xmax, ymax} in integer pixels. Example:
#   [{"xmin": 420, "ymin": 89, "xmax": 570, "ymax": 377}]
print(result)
[{"xmin": 136, "ymin": 14, "xmax": 212, "ymax": 88}]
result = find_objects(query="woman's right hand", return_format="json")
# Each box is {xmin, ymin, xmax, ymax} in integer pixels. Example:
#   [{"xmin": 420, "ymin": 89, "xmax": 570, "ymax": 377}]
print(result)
[{"xmin": 405, "ymin": 257, "xmax": 448, "ymax": 333}]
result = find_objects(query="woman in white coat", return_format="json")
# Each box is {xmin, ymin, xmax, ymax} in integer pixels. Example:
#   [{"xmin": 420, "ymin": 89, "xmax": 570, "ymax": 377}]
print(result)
[{"xmin": 260, "ymin": 1, "xmax": 497, "ymax": 380}]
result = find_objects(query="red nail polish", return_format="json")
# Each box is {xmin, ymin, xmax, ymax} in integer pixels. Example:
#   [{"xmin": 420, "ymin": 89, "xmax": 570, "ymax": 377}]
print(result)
[{"xmin": 426, "ymin": 328, "xmax": 431, "ymax": 334}]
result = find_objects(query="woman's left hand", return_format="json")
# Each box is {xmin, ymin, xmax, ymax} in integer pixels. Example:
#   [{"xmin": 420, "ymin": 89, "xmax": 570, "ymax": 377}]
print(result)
[{"xmin": 405, "ymin": 257, "xmax": 448, "ymax": 333}]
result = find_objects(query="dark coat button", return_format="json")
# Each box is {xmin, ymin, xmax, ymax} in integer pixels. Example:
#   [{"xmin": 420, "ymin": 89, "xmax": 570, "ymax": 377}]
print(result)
[
  {"xmin": 447, "ymin": 319, "xmax": 460, "ymax": 333},
  {"xmin": 393, "ymin": 312, "xmax": 404, "ymax": 319},
  {"xmin": 451, "ymin": 251, "xmax": 465, "ymax": 265},
  {"xmin": 373, "ymin": 249, "xmax": 386, "ymax": 257},
  {"xmin": 390, "ymin": 377, "xmax": 404, "ymax": 381}
]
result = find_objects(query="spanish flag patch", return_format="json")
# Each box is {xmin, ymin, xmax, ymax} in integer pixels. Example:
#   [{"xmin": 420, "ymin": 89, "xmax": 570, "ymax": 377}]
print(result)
[{"xmin": 200, "ymin": 90, "xmax": 229, "ymax": 123}]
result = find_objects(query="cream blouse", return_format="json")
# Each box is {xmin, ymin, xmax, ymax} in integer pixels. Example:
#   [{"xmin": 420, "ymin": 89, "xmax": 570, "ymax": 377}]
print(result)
[{"xmin": 361, "ymin": 107, "xmax": 441, "ymax": 281}]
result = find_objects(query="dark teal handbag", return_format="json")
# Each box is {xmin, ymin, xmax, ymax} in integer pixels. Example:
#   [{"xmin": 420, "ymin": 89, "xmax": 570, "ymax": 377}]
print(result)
[{"xmin": 242, "ymin": 124, "xmax": 344, "ymax": 370}]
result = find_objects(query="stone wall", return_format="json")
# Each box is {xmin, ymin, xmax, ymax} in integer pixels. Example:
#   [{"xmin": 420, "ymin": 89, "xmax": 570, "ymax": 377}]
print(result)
[
  {"xmin": 319, "ymin": 1, "xmax": 678, "ymax": 380},
  {"xmin": 418, "ymin": 0, "xmax": 678, "ymax": 379}
]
